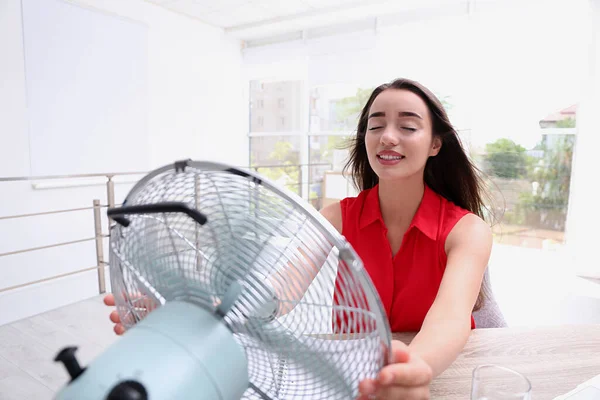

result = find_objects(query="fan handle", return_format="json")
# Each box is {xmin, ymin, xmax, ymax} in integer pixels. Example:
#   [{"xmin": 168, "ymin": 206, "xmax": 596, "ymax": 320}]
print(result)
[{"xmin": 107, "ymin": 202, "xmax": 208, "ymax": 227}]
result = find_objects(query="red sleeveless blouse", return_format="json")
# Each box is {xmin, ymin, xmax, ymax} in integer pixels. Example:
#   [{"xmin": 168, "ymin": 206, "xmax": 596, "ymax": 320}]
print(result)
[{"xmin": 334, "ymin": 184, "xmax": 475, "ymax": 332}]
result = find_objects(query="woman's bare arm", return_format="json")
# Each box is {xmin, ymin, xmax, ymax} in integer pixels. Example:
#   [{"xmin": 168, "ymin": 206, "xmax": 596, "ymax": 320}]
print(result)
[
  {"xmin": 270, "ymin": 202, "xmax": 343, "ymax": 315},
  {"xmin": 406, "ymin": 213, "xmax": 492, "ymax": 377}
]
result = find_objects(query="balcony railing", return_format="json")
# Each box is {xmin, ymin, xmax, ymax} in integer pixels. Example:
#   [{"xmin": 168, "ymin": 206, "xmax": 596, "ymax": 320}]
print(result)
[
  {"xmin": 0, "ymin": 171, "xmax": 139, "ymax": 295},
  {"xmin": 0, "ymin": 163, "xmax": 331, "ymax": 297}
]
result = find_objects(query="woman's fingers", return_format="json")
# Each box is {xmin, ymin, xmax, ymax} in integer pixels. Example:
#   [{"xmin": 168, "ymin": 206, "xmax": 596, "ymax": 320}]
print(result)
[
  {"xmin": 357, "ymin": 340, "xmax": 433, "ymax": 400},
  {"xmin": 109, "ymin": 309, "xmax": 126, "ymax": 335},
  {"xmin": 358, "ymin": 378, "xmax": 430, "ymax": 400},
  {"xmin": 377, "ymin": 342, "xmax": 433, "ymax": 387},
  {"xmin": 103, "ymin": 293, "xmax": 115, "ymax": 306},
  {"xmin": 378, "ymin": 361, "xmax": 433, "ymax": 387},
  {"xmin": 109, "ymin": 310, "xmax": 121, "ymax": 324},
  {"xmin": 113, "ymin": 323, "xmax": 125, "ymax": 335},
  {"xmin": 373, "ymin": 385, "xmax": 430, "ymax": 400},
  {"xmin": 390, "ymin": 340, "xmax": 411, "ymax": 363},
  {"xmin": 105, "ymin": 290, "xmax": 158, "ymax": 336},
  {"xmin": 358, "ymin": 378, "xmax": 377, "ymax": 396},
  {"xmin": 104, "ymin": 291, "xmax": 157, "ymax": 313}
]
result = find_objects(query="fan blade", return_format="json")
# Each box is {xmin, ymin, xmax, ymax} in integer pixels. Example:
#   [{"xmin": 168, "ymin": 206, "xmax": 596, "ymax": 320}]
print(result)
[{"xmin": 236, "ymin": 320, "xmax": 359, "ymax": 400}]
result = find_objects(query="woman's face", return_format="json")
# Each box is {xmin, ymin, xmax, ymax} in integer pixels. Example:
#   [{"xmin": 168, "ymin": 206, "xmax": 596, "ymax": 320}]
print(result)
[{"xmin": 364, "ymin": 89, "xmax": 441, "ymax": 182}]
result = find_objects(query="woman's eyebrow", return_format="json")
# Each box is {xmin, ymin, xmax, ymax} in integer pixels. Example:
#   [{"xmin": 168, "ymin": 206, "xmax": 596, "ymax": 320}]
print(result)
[{"xmin": 368, "ymin": 111, "xmax": 423, "ymax": 119}]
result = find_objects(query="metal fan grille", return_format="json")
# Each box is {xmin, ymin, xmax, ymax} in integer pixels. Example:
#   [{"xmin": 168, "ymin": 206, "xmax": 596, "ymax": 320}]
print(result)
[{"xmin": 109, "ymin": 161, "xmax": 391, "ymax": 400}]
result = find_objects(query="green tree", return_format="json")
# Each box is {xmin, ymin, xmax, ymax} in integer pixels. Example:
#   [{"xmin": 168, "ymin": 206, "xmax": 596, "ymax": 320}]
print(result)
[
  {"xmin": 483, "ymin": 139, "xmax": 529, "ymax": 179},
  {"xmin": 332, "ymin": 87, "xmax": 375, "ymax": 131},
  {"xmin": 314, "ymin": 135, "xmax": 351, "ymax": 162},
  {"xmin": 258, "ymin": 141, "xmax": 301, "ymax": 195},
  {"xmin": 555, "ymin": 118, "xmax": 576, "ymax": 128},
  {"xmin": 520, "ymin": 135, "xmax": 575, "ymax": 230}
]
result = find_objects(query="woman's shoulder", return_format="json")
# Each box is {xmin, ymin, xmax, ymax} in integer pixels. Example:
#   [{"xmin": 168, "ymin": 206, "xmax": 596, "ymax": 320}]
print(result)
[
  {"xmin": 434, "ymin": 189, "xmax": 472, "ymax": 224},
  {"xmin": 445, "ymin": 212, "xmax": 492, "ymax": 256},
  {"xmin": 429, "ymin": 187, "xmax": 488, "ymax": 243},
  {"xmin": 437, "ymin": 194, "xmax": 492, "ymax": 253},
  {"xmin": 318, "ymin": 188, "xmax": 372, "ymax": 234},
  {"xmin": 319, "ymin": 202, "xmax": 342, "ymax": 233}
]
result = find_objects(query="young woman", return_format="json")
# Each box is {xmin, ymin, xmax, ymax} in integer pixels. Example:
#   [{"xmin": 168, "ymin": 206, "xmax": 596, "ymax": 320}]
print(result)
[
  {"xmin": 105, "ymin": 78, "xmax": 492, "ymax": 399},
  {"xmin": 327, "ymin": 78, "xmax": 492, "ymax": 399}
]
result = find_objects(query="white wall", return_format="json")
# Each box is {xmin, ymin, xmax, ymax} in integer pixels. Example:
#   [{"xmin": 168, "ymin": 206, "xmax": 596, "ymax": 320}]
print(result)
[
  {"xmin": 0, "ymin": 0, "xmax": 30, "ymax": 178},
  {"xmin": 22, "ymin": 0, "xmax": 151, "ymax": 176},
  {"xmin": 68, "ymin": 0, "xmax": 248, "ymax": 168},
  {"xmin": 0, "ymin": 0, "xmax": 246, "ymax": 325},
  {"xmin": 565, "ymin": 0, "xmax": 600, "ymax": 278}
]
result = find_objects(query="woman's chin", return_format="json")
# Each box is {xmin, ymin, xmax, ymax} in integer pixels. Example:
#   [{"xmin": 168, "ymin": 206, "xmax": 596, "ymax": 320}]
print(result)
[
  {"xmin": 376, "ymin": 171, "xmax": 410, "ymax": 182},
  {"xmin": 373, "ymin": 166, "xmax": 419, "ymax": 182}
]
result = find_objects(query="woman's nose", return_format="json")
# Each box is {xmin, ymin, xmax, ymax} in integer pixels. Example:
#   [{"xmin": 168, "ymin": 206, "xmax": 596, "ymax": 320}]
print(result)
[{"xmin": 380, "ymin": 127, "xmax": 399, "ymax": 146}]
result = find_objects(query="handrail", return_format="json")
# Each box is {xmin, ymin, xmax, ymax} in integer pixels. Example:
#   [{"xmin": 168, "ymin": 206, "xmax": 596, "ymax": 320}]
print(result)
[
  {"xmin": 0, "ymin": 236, "xmax": 107, "ymax": 258},
  {"xmin": 250, "ymin": 162, "xmax": 331, "ymax": 169},
  {"xmin": 0, "ymin": 163, "xmax": 332, "ymax": 182},
  {"xmin": 0, "ymin": 171, "xmax": 146, "ymax": 182},
  {"xmin": 0, "ymin": 265, "xmax": 101, "ymax": 294},
  {"xmin": 0, "ymin": 205, "xmax": 102, "ymax": 221},
  {"xmin": 0, "ymin": 163, "xmax": 332, "ymax": 298}
]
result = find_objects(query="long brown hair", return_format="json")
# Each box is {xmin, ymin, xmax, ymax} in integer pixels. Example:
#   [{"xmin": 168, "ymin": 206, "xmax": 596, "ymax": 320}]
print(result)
[{"xmin": 343, "ymin": 78, "xmax": 490, "ymax": 311}]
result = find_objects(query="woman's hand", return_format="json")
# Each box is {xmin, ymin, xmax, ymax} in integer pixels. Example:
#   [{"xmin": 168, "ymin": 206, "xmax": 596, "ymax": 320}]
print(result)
[
  {"xmin": 103, "ymin": 292, "xmax": 158, "ymax": 335},
  {"xmin": 357, "ymin": 340, "xmax": 432, "ymax": 400},
  {"xmin": 103, "ymin": 293, "xmax": 125, "ymax": 335}
]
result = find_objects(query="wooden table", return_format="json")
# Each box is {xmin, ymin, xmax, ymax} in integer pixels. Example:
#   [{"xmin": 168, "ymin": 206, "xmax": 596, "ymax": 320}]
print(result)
[{"xmin": 393, "ymin": 325, "xmax": 600, "ymax": 400}]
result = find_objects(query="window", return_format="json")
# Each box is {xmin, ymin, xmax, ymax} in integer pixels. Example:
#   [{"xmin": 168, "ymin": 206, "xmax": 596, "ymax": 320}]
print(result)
[
  {"xmin": 249, "ymin": 80, "xmax": 305, "ymax": 196},
  {"xmin": 464, "ymin": 1, "xmax": 586, "ymax": 250},
  {"xmin": 245, "ymin": 0, "xmax": 589, "ymax": 231},
  {"xmin": 308, "ymin": 134, "xmax": 352, "ymax": 209},
  {"xmin": 306, "ymin": 83, "xmax": 371, "ymax": 208},
  {"xmin": 250, "ymin": 135, "xmax": 303, "ymax": 196},
  {"xmin": 309, "ymin": 84, "xmax": 371, "ymax": 134}
]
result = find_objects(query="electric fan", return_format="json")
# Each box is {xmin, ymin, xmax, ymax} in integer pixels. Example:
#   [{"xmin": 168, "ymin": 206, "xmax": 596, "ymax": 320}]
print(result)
[{"xmin": 53, "ymin": 159, "xmax": 392, "ymax": 400}]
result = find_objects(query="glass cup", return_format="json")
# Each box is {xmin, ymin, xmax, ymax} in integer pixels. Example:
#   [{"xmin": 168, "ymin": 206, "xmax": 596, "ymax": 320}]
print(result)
[{"xmin": 471, "ymin": 364, "xmax": 532, "ymax": 400}]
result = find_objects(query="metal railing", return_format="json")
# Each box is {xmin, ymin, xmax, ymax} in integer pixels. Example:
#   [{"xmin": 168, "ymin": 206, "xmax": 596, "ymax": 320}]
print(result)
[
  {"xmin": 0, "ymin": 163, "xmax": 331, "ymax": 296},
  {"xmin": 0, "ymin": 171, "xmax": 144, "ymax": 295},
  {"xmin": 1, "ymin": 155, "xmax": 573, "ymax": 297}
]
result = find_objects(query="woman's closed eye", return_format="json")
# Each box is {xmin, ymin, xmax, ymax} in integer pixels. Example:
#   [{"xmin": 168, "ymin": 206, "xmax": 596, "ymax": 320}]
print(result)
[{"xmin": 368, "ymin": 126, "xmax": 417, "ymax": 132}]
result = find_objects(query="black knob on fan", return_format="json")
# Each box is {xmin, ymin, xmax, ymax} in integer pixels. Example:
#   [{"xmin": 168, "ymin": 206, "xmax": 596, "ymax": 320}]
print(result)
[
  {"xmin": 54, "ymin": 346, "xmax": 85, "ymax": 381},
  {"xmin": 107, "ymin": 380, "xmax": 148, "ymax": 400}
]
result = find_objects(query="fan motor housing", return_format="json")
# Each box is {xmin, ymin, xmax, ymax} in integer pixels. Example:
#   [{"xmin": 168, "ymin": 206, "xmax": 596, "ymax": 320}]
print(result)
[{"xmin": 54, "ymin": 301, "xmax": 249, "ymax": 400}]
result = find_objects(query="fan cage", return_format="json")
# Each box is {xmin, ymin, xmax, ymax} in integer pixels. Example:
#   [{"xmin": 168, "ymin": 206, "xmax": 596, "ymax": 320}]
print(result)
[{"xmin": 108, "ymin": 160, "xmax": 392, "ymax": 400}]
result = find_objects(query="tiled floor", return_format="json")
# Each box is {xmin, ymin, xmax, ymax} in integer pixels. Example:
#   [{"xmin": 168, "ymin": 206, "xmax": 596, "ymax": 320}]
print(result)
[
  {"xmin": 1, "ymin": 244, "xmax": 600, "ymax": 399},
  {"xmin": 0, "ymin": 295, "xmax": 117, "ymax": 400}
]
